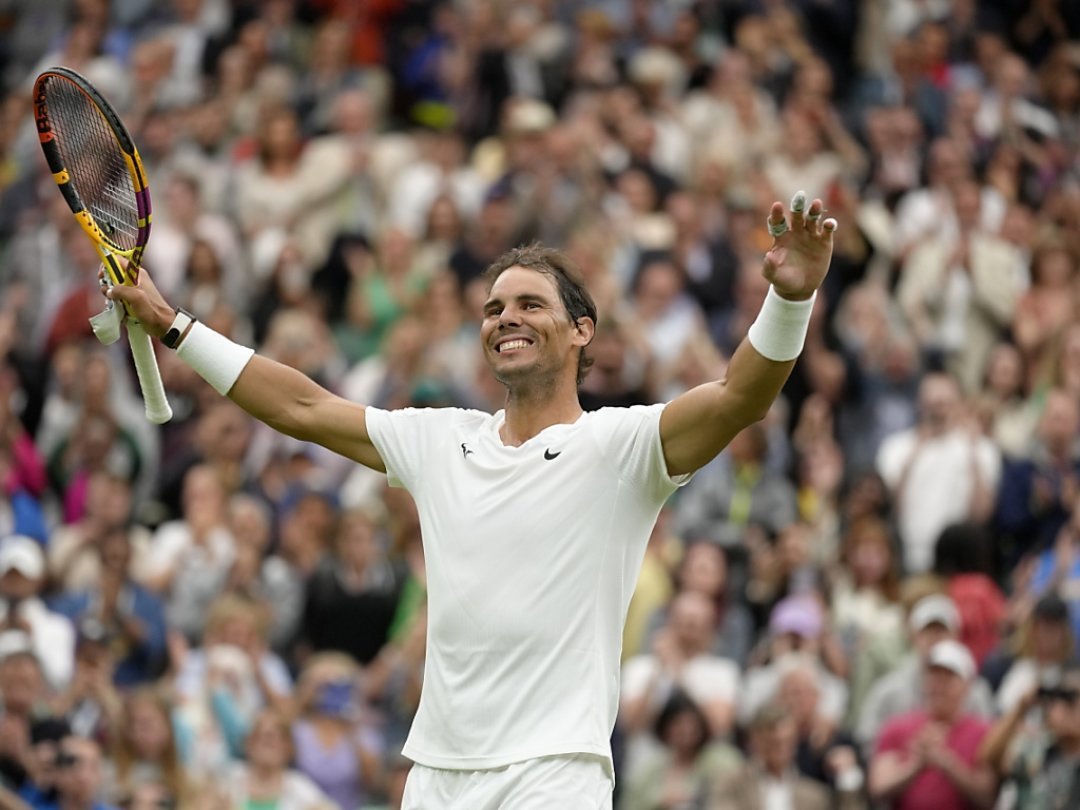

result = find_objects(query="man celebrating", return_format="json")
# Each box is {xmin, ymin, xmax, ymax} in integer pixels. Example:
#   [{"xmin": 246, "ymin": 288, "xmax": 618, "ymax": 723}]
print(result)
[{"xmin": 107, "ymin": 193, "xmax": 836, "ymax": 808}]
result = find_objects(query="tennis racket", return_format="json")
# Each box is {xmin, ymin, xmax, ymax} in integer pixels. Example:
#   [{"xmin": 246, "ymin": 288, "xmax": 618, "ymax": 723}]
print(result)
[{"xmin": 32, "ymin": 66, "xmax": 172, "ymax": 424}]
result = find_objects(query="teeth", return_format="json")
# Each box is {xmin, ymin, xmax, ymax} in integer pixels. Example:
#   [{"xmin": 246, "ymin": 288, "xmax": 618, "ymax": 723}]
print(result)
[{"xmin": 499, "ymin": 339, "xmax": 529, "ymax": 352}]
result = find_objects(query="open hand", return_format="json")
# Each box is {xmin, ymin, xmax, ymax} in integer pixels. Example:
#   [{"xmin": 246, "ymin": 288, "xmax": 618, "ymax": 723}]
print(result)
[{"xmin": 764, "ymin": 191, "xmax": 837, "ymax": 301}]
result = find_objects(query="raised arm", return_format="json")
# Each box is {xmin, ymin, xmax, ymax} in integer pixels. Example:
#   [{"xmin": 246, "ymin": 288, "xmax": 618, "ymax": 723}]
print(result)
[
  {"xmin": 660, "ymin": 193, "xmax": 836, "ymax": 476},
  {"xmin": 106, "ymin": 267, "xmax": 385, "ymax": 472}
]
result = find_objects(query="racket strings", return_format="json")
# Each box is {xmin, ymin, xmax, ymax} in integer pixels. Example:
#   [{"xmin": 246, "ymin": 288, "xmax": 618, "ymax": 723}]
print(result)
[{"xmin": 43, "ymin": 76, "xmax": 139, "ymax": 251}]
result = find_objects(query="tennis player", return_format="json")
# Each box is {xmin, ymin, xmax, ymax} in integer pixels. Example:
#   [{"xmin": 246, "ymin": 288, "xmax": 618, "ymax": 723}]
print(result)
[{"xmin": 108, "ymin": 192, "xmax": 836, "ymax": 808}]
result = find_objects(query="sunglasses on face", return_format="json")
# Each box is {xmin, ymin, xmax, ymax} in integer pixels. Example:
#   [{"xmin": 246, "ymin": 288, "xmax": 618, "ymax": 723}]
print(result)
[{"xmin": 1038, "ymin": 686, "xmax": 1080, "ymax": 705}]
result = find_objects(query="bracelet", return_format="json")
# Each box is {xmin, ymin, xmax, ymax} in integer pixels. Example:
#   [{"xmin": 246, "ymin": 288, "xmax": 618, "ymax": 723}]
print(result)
[
  {"xmin": 176, "ymin": 322, "xmax": 255, "ymax": 396},
  {"xmin": 747, "ymin": 286, "xmax": 816, "ymax": 362},
  {"xmin": 161, "ymin": 307, "xmax": 196, "ymax": 350}
]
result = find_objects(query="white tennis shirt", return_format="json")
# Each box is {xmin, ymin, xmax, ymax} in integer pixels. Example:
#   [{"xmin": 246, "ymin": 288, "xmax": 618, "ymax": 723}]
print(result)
[{"xmin": 365, "ymin": 403, "xmax": 688, "ymax": 771}]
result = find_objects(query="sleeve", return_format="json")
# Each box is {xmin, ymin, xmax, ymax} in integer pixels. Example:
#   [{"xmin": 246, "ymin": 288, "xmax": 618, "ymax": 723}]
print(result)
[
  {"xmin": 364, "ymin": 406, "xmax": 456, "ymax": 491},
  {"xmin": 591, "ymin": 405, "xmax": 692, "ymax": 504}
]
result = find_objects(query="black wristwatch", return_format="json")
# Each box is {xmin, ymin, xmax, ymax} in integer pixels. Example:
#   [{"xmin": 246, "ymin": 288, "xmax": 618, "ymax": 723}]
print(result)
[{"xmin": 161, "ymin": 307, "xmax": 196, "ymax": 349}]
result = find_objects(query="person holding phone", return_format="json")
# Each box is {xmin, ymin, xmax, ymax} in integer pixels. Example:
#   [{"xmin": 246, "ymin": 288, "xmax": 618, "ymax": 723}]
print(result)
[{"xmin": 291, "ymin": 653, "xmax": 383, "ymax": 808}]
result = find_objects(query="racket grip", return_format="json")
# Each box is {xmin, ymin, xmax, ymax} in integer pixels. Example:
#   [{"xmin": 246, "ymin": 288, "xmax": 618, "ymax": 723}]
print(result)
[{"xmin": 127, "ymin": 321, "xmax": 173, "ymax": 424}]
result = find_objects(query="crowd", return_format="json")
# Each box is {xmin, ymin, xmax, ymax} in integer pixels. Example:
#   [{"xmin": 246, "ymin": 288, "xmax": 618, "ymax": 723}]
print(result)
[{"xmin": 0, "ymin": 0, "xmax": 1079, "ymax": 808}]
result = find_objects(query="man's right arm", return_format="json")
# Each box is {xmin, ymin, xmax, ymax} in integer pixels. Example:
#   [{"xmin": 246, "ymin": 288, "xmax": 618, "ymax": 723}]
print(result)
[
  {"xmin": 106, "ymin": 266, "xmax": 385, "ymax": 472},
  {"xmin": 226, "ymin": 355, "xmax": 384, "ymax": 471}
]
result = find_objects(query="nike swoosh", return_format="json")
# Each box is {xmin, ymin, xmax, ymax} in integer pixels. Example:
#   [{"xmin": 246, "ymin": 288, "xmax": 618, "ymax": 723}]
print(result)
[{"xmin": 544, "ymin": 449, "xmax": 561, "ymax": 460}]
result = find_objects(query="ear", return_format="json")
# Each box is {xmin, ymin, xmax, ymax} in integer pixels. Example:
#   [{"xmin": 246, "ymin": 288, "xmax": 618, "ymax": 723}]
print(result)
[{"xmin": 572, "ymin": 316, "xmax": 595, "ymax": 349}]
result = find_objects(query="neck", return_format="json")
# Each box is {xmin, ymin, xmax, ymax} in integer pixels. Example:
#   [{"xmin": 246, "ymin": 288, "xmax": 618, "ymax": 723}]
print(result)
[{"xmin": 499, "ymin": 383, "xmax": 582, "ymax": 446}]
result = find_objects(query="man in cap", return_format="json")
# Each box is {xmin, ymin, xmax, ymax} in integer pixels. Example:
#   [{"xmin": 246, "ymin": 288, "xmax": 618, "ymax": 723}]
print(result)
[
  {"xmin": 869, "ymin": 640, "xmax": 997, "ymax": 809},
  {"xmin": 856, "ymin": 594, "xmax": 994, "ymax": 753},
  {"xmin": 0, "ymin": 536, "xmax": 74, "ymax": 688}
]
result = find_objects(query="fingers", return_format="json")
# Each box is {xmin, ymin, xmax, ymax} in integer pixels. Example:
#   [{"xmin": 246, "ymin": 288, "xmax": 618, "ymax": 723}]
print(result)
[
  {"xmin": 768, "ymin": 193, "xmax": 839, "ymax": 240},
  {"xmin": 767, "ymin": 202, "xmax": 788, "ymax": 238},
  {"xmin": 790, "ymin": 190, "xmax": 807, "ymax": 229}
]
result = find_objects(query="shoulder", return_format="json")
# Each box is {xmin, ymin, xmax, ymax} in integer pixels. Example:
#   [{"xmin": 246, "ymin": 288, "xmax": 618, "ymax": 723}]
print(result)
[
  {"xmin": 367, "ymin": 405, "xmax": 493, "ymax": 432},
  {"xmin": 580, "ymin": 403, "xmax": 666, "ymax": 439}
]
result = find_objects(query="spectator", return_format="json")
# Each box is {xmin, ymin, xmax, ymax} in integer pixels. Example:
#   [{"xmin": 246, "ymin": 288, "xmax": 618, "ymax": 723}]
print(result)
[
  {"xmin": 301, "ymin": 508, "xmax": 399, "ymax": 666},
  {"xmin": 102, "ymin": 687, "xmax": 188, "ymax": 809},
  {"xmin": 46, "ymin": 472, "xmax": 151, "ymax": 595},
  {"xmin": 644, "ymin": 540, "xmax": 754, "ymax": 667},
  {"xmin": 876, "ymin": 372, "xmax": 1001, "ymax": 573},
  {"xmin": 831, "ymin": 515, "xmax": 907, "ymax": 722},
  {"xmin": 707, "ymin": 704, "xmax": 850, "ymax": 810},
  {"xmin": 172, "ymin": 594, "xmax": 291, "ymax": 777},
  {"xmin": 740, "ymin": 595, "xmax": 849, "ymax": 730},
  {"xmin": 983, "ymin": 665, "xmax": 1080, "ymax": 808},
  {"xmin": 224, "ymin": 494, "xmax": 303, "ymax": 654},
  {"xmin": 141, "ymin": 464, "xmax": 235, "ymax": 643},
  {"xmin": 621, "ymin": 591, "xmax": 741, "ymax": 746},
  {"xmin": 44, "ymin": 736, "xmax": 120, "ymax": 810},
  {"xmin": 931, "ymin": 523, "xmax": 1006, "ymax": 667},
  {"xmin": 50, "ymin": 525, "xmax": 167, "ymax": 687},
  {"xmin": 996, "ymin": 387, "xmax": 1080, "ymax": 561},
  {"xmin": 291, "ymin": 652, "xmax": 383, "ymax": 808},
  {"xmin": 619, "ymin": 691, "xmax": 742, "ymax": 810},
  {"xmin": 0, "ymin": 536, "xmax": 75, "ymax": 689},
  {"xmin": 220, "ymin": 708, "xmax": 331, "ymax": 810},
  {"xmin": 898, "ymin": 179, "xmax": 1022, "ymax": 392},
  {"xmin": 774, "ymin": 657, "xmax": 866, "ymax": 797},
  {"xmin": 675, "ymin": 424, "xmax": 797, "ymax": 550},
  {"xmin": 995, "ymin": 592, "xmax": 1076, "ymax": 715},
  {"xmin": 856, "ymin": 595, "xmax": 995, "ymax": 754},
  {"xmin": 17, "ymin": 718, "xmax": 70, "ymax": 807},
  {"xmin": 51, "ymin": 620, "xmax": 122, "ymax": 744},
  {"xmin": 868, "ymin": 640, "xmax": 996, "ymax": 809},
  {"xmin": 0, "ymin": 643, "xmax": 50, "ymax": 791}
]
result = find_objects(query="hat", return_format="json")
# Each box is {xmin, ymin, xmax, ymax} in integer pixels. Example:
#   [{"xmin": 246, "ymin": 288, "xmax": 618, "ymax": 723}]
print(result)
[
  {"xmin": 909, "ymin": 594, "xmax": 959, "ymax": 633},
  {"xmin": 927, "ymin": 639, "xmax": 976, "ymax": 680},
  {"xmin": 769, "ymin": 595, "xmax": 824, "ymax": 639},
  {"xmin": 1034, "ymin": 592, "xmax": 1069, "ymax": 623},
  {"xmin": 0, "ymin": 536, "xmax": 44, "ymax": 579},
  {"xmin": 504, "ymin": 99, "xmax": 555, "ymax": 134}
]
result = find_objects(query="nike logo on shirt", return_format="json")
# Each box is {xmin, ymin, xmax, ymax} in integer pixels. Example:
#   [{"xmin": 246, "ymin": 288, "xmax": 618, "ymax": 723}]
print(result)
[{"xmin": 544, "ymin": 449, "xmax": 561, "ymax": 460}]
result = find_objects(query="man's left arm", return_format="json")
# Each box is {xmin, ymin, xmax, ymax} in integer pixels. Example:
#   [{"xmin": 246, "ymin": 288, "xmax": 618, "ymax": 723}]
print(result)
[{"xmin": 661, "ymin": 193, "xmax": 836, "ymax": 476}]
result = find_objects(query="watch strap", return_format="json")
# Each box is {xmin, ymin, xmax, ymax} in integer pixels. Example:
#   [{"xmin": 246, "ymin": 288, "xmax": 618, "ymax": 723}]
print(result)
[{"xmin": 162, "ymin": 308, "xmax": 196, "ymax": 349}]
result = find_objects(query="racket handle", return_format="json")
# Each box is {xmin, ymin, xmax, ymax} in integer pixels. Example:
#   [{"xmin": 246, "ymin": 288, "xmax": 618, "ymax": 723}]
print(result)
[{"xmin": 127, "ymin": 321, "xmax": 173, "ymax": 424}]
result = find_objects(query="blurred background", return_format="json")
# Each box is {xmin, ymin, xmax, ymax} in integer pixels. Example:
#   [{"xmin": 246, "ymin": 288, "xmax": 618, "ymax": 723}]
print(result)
[{"xmin": 0, "ymin": 0, "xmax": 1079, "ymax": 808}]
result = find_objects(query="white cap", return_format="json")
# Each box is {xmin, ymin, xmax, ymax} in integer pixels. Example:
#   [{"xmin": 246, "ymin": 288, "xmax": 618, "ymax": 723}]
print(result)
[
  {"xmin": 0, "ymin": 536, "xmax": 44, "ymax": 580},
  {"xmin": 927, "ymin": 639, "xmax": 976, "ymax": 680},
  {"xmin": 909, "ymin": 594, "xmax": 959, "ymax": 633}
]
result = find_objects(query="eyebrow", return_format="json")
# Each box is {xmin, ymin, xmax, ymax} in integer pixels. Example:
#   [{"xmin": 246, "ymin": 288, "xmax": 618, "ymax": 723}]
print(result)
[{"xmin": 483, "ymin": 292, "xmax": 552, "ymax": 312}]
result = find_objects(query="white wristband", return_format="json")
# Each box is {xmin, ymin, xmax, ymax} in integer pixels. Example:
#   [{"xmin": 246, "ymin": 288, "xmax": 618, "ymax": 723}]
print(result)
[
  {"xmin": 176, "ymin": 322, "xmax": 255, "ymax": 396},
  {"xmin": 747, "ymin": 286, "xmax": 816, "ymax": 362}
]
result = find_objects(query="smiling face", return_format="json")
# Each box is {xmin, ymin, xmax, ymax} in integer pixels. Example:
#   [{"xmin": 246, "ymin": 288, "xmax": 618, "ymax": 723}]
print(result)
[{"xmin": 481, "ymin": 266, "xmax": 592, "ymax": 391}]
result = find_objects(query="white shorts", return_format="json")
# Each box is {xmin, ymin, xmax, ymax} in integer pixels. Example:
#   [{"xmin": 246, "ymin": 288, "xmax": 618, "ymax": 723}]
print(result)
[{"xmin": 401, "ymin": 754, "xmax": 614, "ymax": 810}]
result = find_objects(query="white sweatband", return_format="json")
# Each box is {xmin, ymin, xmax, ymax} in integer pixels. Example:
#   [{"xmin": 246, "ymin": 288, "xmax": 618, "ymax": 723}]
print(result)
[
  {"xmin": 176, "ymin": 322, "xmax": 255, "ymax": 396},
  {"xmin": 747, "ymin": 286, "xmax": 816, "ymax": 361}
]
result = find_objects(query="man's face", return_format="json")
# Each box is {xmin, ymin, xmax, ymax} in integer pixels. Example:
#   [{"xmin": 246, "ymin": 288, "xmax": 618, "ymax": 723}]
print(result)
[
  {"xmin": 1045, "ymin": 679, "xmax": 1080, "ymax": 743},
  {"xmin": 924, "ymin": 666, "xmax": 968, "ymax": 720},
  {"xmin": 918, "ymin": 375, "xmax": 960, "ymax": 433},
  {"xmin": 913, "ymin": 622, "xmax": 953, "ymax": 656},
  {"xmin": 0, "ymin": 655, "xmax": 43, "ymax": 714},
  {"xmin": 0, "ymin": 569, "xmax": 38, "ymax": 602},
  {"xmin": 752, "ymin": 718, "xmax": 798, "ymax": 773},
  {"xmin": 55, "ymin": 738, "xmax": 101, "ymax": 802},
  {"xmin": 481, "ymin": 267, "xmax": 587, "ymax": 389}
]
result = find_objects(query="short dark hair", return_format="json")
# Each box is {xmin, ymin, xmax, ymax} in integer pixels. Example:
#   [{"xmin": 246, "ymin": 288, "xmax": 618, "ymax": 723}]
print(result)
[{"xmin": 483, "ymin": 244, "xmax": 598, "ymax": 385}]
